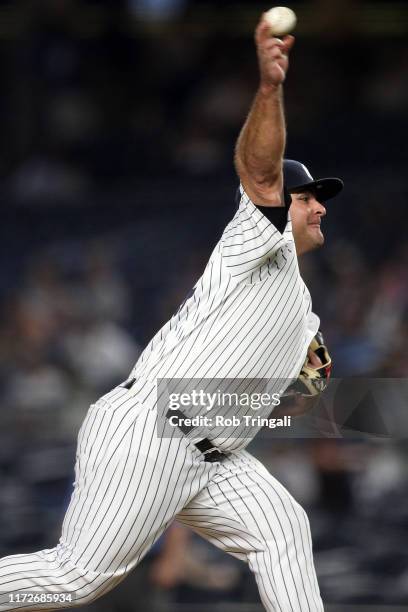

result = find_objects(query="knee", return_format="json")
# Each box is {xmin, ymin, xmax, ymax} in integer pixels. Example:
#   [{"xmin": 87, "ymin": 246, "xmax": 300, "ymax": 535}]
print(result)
[
  {"xmin": 290, "ymin": 495, "xmax": 309, "ymax": 520},
  {"xmin": 263, "ymin": 488, "xmax": 312, "ymax": 545},
  {"xmin": 283, "ymin": 493, "xmax": 312, "ymax": 538},
  {"xmin": 54, "ymin": 565, "xmax": 120, "ymax": 608}
]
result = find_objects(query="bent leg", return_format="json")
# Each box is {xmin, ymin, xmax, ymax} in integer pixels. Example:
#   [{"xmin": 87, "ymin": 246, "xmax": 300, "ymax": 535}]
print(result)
[
  {"xmin": 177, "ymin": 450, "xmax": 323, "ymax": 612},
  {"xmin": 0, "ymin": 388, "xmax": 216, "ymax": 610}
]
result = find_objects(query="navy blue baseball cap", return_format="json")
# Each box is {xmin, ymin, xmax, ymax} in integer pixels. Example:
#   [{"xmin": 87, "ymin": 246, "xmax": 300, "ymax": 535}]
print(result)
[{"xmin": 283, "ymin": 159, "xmax": 344, "ymax": 202}]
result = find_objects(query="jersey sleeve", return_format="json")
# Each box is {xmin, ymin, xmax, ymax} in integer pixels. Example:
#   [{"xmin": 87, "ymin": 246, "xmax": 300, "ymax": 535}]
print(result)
[{"xmin": 220, "ymin": 185, "xmax": 288, "ymax": 282}]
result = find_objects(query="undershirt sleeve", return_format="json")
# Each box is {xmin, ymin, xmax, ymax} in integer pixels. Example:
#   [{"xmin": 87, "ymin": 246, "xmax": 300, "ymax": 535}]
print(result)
[{"xmin": 255, "ymin": 188, "xmax": 292, "ymax": 234}]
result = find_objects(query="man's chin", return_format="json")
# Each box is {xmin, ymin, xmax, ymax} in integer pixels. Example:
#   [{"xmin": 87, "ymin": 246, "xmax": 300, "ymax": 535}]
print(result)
[
  {"xmin": 295, "ymin": 228, "xmax": 325, "ymax": 255},
  {"xmin": 305, "ymin": 229, "xmax": 324, "ymax": 253},
  {"xmin": 316, "ymin": 230, "xmax": 325, "ymax": 246}
]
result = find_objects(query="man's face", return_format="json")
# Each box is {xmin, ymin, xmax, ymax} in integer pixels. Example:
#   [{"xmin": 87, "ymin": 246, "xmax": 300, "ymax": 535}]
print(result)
[{"xmin": 289, "ymin": 189, "xmax": 327, "ymax": 255}]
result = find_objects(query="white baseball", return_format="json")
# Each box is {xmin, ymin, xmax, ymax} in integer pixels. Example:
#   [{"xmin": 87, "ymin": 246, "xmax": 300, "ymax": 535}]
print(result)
[{"xmin": 264, "ymin": 6, "xmax": 297, "ymax": 36}]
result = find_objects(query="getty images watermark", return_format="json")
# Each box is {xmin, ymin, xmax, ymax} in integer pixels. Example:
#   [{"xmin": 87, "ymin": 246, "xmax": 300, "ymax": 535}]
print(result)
[
  {"xmin": 156, "ymin": 377, "xmax": 408, "ymax": 440},
  {"xmin": 157, "ymin": 378, "xmax": 293, "ymax": 440},
  {"xmin": 166, "ymin": 388, "xmax": 289, "ymax": 430}
]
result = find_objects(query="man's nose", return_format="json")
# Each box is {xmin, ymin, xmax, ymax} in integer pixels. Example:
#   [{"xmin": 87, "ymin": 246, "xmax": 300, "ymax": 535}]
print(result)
[{"xmin": 313, "ymin": 198, "xmax": 326, "ymax": 217}]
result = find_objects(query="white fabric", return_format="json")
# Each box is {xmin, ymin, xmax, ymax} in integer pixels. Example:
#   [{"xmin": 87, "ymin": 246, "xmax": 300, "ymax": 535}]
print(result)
[
  {"xmin": 129, "ymin": 187, "xmax": 319, "ymax": 451},
  {"xmin": 0, "ymin": 192, "xmax": 324, "ymax": 611},
  {"xmin": 0, "ymin": 386, "xmax": 323, "ymax": 611}
]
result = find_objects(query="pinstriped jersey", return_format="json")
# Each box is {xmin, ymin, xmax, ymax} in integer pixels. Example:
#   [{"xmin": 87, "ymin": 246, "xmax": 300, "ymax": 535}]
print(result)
[{"xmin": 129, "ymin": 186, "xmax": 319, "ymax": 450}]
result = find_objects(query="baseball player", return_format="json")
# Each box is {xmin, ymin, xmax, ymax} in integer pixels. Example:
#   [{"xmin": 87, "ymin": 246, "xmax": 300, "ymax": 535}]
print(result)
[{"xmin": 0, "ymin": 13, "xmax": 343, "ymax": 612}]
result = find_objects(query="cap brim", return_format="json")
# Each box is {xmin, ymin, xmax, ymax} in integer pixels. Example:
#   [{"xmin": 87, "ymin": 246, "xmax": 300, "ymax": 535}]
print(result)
[{"xmin": 291, "ymin": 177, "xmax": 344, "ymax": 202}]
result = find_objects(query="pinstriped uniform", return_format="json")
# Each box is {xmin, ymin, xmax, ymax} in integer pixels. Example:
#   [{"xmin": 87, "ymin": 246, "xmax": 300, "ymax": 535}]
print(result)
[
  {"xmin": 0, "ymin": 187, "xmax": 324, "ymax": 611},
  {"xmin": 129, "ymin": 186, "xmax": 319, "ymax": 451}
]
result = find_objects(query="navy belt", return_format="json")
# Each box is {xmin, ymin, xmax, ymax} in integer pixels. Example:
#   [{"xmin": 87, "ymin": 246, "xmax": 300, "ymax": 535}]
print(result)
[{"xmin": 166, "ymin": 409, "xmax": 225, "ymax": 463}]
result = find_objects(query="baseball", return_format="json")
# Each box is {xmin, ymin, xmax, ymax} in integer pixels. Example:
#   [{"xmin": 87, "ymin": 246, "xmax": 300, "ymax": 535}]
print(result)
[{"xmin": 264, "ymin": 6, "xmax": 297, "ymax": 36}]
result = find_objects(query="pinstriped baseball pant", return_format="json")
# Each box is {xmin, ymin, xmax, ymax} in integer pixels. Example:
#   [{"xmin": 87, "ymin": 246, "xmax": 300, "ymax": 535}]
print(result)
[{"xmin": 0, "ymin": 386, "xmax": 324, "ymax": 611}]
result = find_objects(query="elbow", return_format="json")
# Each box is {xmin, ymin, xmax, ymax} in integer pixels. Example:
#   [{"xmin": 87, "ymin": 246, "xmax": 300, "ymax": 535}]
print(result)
[{"xmin": 235, "ymin": 154, "xmax": 283, "ymax": 194}]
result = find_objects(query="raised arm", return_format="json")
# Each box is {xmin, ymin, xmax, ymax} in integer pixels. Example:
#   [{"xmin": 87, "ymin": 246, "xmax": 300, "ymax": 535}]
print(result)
[{"xmin": 235, "ymin": 16, "xmax": 295, "ymax": 207}]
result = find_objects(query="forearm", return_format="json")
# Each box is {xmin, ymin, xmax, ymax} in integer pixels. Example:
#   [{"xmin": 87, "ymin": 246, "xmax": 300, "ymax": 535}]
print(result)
[
  {"xmin": 234, "ymin": 16, "xmax": 294, "ymax": 206},
  {"xmin": 235, "ymin": 84, "xmax": 285, "ymax": 193}
]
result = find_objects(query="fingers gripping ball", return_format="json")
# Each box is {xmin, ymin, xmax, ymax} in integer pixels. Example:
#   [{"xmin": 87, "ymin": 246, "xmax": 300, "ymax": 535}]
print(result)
[
  {"xmin": 289, "ymin": 331, "xmax": 332, "ymax": 398},
  {"xmin": 264, "ymin": 7, "xmax": 297, "ymax": 37}
]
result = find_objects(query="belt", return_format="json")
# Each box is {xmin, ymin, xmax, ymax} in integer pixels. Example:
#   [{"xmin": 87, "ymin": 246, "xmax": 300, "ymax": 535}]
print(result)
[
  {"xmin": 166, "ymin": 409, "xmax": 226, "ymax": 463},
  {"xmin": 194, "ymin": 438, "xmax": 225, "ymax": 463}
]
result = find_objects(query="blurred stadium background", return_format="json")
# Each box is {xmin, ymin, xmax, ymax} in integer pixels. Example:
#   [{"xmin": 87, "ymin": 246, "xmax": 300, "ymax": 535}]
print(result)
[{"xmin": 0, "ymin": 0, "xmax": 407, "ymax": 610}]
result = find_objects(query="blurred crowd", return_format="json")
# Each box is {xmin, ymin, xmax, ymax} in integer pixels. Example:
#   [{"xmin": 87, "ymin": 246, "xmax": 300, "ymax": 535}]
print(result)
[{"xmin": 0, "ymin": 0, "xmax": 407, "ymax": 609}]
